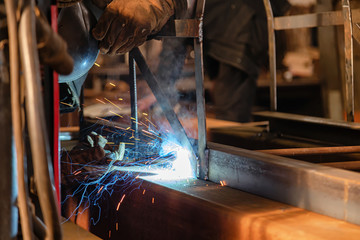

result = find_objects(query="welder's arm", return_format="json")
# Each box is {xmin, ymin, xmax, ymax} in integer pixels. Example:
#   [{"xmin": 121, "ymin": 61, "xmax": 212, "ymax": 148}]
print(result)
[
  {"xmin": 35, "ymin": 8, "xmax": 74, "ymax": 75},
  {"xmin": 91, "ymin": 0, "xmax": 192, "ymax": 55}
]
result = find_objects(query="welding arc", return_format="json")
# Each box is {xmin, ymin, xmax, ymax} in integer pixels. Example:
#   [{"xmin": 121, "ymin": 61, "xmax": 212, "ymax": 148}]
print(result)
[{"xmin": 129, "ymin": 48, "xmax": 197, "ymax": 172}]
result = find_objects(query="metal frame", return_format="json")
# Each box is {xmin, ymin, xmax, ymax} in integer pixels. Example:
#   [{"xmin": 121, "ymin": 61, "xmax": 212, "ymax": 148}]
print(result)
[
  {"xmin": 263, "ymin": 0, "xmax": 359, "ymax": 122},
  {"xmin": 128, "ymin": 0, "xmax": 207, "ymax": 179}
]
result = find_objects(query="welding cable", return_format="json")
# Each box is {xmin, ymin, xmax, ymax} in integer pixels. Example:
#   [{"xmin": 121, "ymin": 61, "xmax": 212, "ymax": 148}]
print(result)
[
  {"xmin": 19, "ymin": 1, "xmax": 62, "ymax": 240},
  {"xmin": 5, "ymin": 0, "xmax": 34, "ymax": 239}
]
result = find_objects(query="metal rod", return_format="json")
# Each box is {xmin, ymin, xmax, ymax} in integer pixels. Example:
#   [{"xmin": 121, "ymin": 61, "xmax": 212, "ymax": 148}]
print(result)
[
  {"xmin": 130, "ymin": 47, "xmax": 197, "ymax": 172},
  {"xmin": 195, "ymin": 0, "xmax": 206, "ymax": 19},
  {"xmin": 342, "ymin": 0, "xmax": 355, "ymax": 122},
  {"xmin": 129, "ymin": 53, "xmax": 138, "ymax": 134},
  {"xmin": 274, "ymin": 10, "xmax": 343, "ymax": 30},
  {"xmin": 263, "ymin": 0, "xmax": 277, "ymax": 111},
  {"xmin": 129, "ymin": 52, "xmax": 139, "ymax": 158},
  {"xmin": 259, "ymin": 145, "xmax": 360, "ymax": 156},
  {"xmin": 194, "ymin": 39, "xmax": 207, "ymax": 179},
  {"xmin": 19, "ymin": 3, "xmax": 62, "ymax": 239},
  {"xmin": 194, "ymin": 0, "xmax": 207, "ymax": 180},
  {"xmin": 5, "ymin": 0, "xmax": 33, "ymax": 239}
]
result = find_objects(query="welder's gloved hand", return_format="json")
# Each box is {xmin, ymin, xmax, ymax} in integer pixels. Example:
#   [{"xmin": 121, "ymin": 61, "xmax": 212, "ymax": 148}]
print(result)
[{"xmin": 91, "ymin": 0, "xmax": 187, "ymax": 55}]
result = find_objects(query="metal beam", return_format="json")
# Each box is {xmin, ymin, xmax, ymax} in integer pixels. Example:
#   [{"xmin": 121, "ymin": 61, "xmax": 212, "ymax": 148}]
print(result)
[
  {"xmin": 207, "ymin": 141, "xmax": 360, "ymax": 225},
  {"xmin": 273, "ymin": 8, "xmax": 360, "ymax": 30}
]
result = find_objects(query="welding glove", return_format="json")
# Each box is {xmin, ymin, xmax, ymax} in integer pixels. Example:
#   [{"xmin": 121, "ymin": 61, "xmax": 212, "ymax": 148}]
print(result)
[{"xmin": 91, "ymin": 0, "xmax": 188, "ymax": 55}]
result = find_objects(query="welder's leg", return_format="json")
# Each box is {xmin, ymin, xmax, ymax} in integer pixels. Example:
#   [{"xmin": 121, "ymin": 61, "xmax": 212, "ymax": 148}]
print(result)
[{"xmin": 212, "ymin": 62, "xmax": 256, "ymax": 123}]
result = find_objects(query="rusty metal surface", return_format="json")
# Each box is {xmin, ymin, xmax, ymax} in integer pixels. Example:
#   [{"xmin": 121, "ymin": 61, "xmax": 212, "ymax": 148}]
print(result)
[{"xmin": 207, "ymin": 141, "xmax": 360, "ymax": 225}]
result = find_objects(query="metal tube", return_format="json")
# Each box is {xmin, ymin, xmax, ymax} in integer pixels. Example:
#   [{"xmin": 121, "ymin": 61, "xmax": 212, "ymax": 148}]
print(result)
[
  {"xmin": 259, "ymin": 145, "xmax": 360, "ymax": 156},
  {"xmin": 19, "ymin": 2, "xmax": 62, "ymax": 240},
  {"xmin": 342, "ymin": 0, "xmax": 355, "ymax": 122},
  {"xmin": 263, "ymin": 0, "xmax": 277, "ymax": 111},
  {"xmin": 5, "ymin": 0, "xmax": 34, "ymax": 239}
]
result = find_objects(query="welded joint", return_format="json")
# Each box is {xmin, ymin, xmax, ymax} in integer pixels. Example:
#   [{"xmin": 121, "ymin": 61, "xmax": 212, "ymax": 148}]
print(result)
[{"xmin": 198, "ymin": 147, "xmax": 209, "ymax": 180}]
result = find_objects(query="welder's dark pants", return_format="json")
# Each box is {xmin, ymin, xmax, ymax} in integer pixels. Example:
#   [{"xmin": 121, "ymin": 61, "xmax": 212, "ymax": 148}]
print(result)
[{"xmin": 212, "ymin": 62, "xmax": 256, "ymax": 123}]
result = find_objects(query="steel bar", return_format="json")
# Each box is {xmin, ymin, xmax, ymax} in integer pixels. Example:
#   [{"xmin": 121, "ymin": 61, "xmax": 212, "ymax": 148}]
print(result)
[
  {"xmin": 274, "ymin": 10, "xmax": 343, "ymax": 30},
  {"xmin": 263, "ymin": 0, "xmax": 277, "ymax": 111},
  {"xmin": 207, "ymin": 141, "xmax": 360, "ymax": 225},
  {"xmin": 195, "ymin": 0, "xmax": 205, "ymax": 19},
  {"xmin": 259, "ymin": 145, "xmax": 360, "ymax": 156},
  {"xmin": 130, "ymin": 47, "xmax": 197, "ymax": 171},
  {"xmin": 193, "ymin": 0, "xmax": 207, "ymax": 179},
  {"xmin": 342, "ymin": 0, "xmax": 355, "ymax": 122},
  {"xmin": 128, "ymin": 53, "xmax": 139, "ymax": 147},
  {"xmin": 129, "ymin": 53, "xmax": 139, "ymax": 158},
  {"xmin": 194, "ymin": 39, "xmax": 207, "ymax": 179},
  {"xmin": 272, "ymin": 8, "xmax": 360, "ymax": 30}
]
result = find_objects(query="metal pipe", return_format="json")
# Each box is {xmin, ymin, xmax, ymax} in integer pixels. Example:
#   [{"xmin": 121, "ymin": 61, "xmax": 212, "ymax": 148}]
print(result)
[
  {"xmin": 263, "ymin": 0, "xmax": 277, "ymax": 111},
  {"xmin": 5, "ymin": 0, "xmax": 34, "ymax": 239},
  {"xmin": 19, "ymin": 2, "xmax": 62, "ymax": 240},
  {"xmin": 259, "ymin": 145, "xmax": 360, "ymax": 156}
]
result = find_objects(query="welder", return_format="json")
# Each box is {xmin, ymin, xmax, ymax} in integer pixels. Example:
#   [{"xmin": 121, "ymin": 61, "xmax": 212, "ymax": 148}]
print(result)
[{"xmin": 43, "ymin": 0, "xmax": 194, "ymax": 112}]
